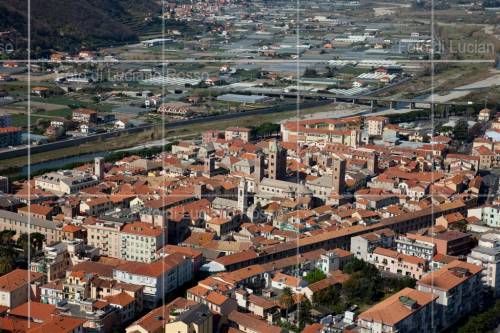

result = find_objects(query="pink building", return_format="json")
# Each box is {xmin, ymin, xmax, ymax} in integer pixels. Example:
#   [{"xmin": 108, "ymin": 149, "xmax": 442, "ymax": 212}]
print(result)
[{"xmin": 368, "ymin": 247, "xmax": 427, "ymax": 279}]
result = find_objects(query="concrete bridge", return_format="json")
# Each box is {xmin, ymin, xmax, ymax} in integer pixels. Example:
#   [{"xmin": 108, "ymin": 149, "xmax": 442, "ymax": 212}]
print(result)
[{"xmin": 227, "ymin": 88, "xmax": 473, "ymax": 112}]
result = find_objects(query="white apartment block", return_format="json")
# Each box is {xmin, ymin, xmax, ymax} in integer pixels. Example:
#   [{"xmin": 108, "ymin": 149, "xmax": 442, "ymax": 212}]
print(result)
[
  {"xmin": 113, "ymin": 253, "xmax": 192, "ymax": 309},
  {"xmin": 396, "ymin": 235, "xmax": 436, "ymax": 261},
  {"xmin": 468, "ymin": 205, "xmax": 500, "ymax": 228},
  {"xmin": 467, "ymin": 233, "xmax": 500, "ymax": 295},
  {"xmin": 416, "ymin": 260, "xmax": 482, "ymax": 331},
  {"xmin": 119, "ymin": 222, "xmax": 166, "ymax": 263},
  {"xmin": 35, "ymin": 170, "xmax": 98, "ymax": 195}
]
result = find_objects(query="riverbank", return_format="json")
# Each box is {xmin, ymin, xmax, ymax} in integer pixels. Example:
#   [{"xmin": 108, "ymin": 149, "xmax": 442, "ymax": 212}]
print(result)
[{"xmin": 0, "ymin": 101, "xmax": 337, "ymax": 177}]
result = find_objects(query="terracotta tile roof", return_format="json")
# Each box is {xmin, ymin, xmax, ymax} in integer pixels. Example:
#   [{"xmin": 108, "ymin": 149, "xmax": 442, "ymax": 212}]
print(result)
[
  {"xmin": 0, "ymin": 317, "xmax": 41, "ymax": 332},
  {"xmin": 128, "ymin": 297, "xmax": 196, "ymax": 333},
  {"xmin": 248, "ymin": 294, "xmax": 276, "ymax": 310},
  {"xmin": 302, "ymin": 323, "xmax": 324, "ymax": 333},
  {"xmin": 104, "ymin": 291, "xmax": 135, "ymax": 307},
  {"xmin": 158, "ymin": 244, "xmax": 203, "ymax": 258},
  {"xmin": 0, "ymin": 269, "xmax": 44, "ymax": 292},
  {"xmin": 271, "ymin": 272, "xmax": 304, "ymax": 288},
  {"xmin": 116, "ymin": 253, "xmax": 187, "ymax": 277},
  {"xmin": 122, "ymin": 222, "xmax": 163, "ymax": 237},
  {"xmin": 18, "ymin": 204, "xmax": 53, "ymax": 216},
  {"xmin": 27, "ymin": 315, "xmax": 85, "ymax": 333},
  {"xmin": 69, "ymin": 261, "xmax": 114, "ymax": 279},
  {"xmin": 214, "ymin": 250, "xmax": 258, "ymax": 267},
  {"xmin": 228, "ymin": 311, "xmax": 283, "ymax": 333},
  {"xmin": 358, "ymin": 288, "xmax": 437, "ymax": 326},
  {"xmin": 373, "ymin": 247, "xmax": 425, "ymax": 266},
  {"xmin": 206, "ymin": 291, "xmax": 229, "ymax": 305},
  {"xmin": 306, "ymin": 271, "xmax": 350, "ymax": 293},
  {"xmin": 10, "ymin": 302, "xmax": 58, "ymax": 322},
  {"xmin": 417, "ymin": 260, "xmax": 482, "ymax": 291}
]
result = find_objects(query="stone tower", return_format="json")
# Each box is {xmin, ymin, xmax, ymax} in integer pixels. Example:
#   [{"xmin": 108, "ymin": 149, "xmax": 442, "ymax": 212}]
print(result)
[
  {"xmin": 332, "ymin": 158, "xmax": 346, "ymax": 195},
  {"xmin": 368, "ymin": 153, "xmax": 379, "ymax": 174},
  {"xmin": 94, "ymin": 157, "xmax": 104, "ymax": 180},
  {"xmin": 204, "ymin": 156, "xmax": 215, "ymax": 177},
  {"xmin": 268, "ymin": 141, "xmax": 287, "ymax": 180},
  {"xmin": 238, "ymin": 179, "xmax": 248, "ymax": 213},
  {"xmin": 254, "ymin": 153, "xmax": 265, "ymax": 183}
]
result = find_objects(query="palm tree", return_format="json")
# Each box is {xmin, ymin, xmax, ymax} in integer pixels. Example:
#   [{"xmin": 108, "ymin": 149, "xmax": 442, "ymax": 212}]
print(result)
[
  {"xmin": 16, "ymin": 233, "xmax": 29, "ymax": 255},
  {"xmin": 0, "ymin": 249, "xmax": 15, "ymax": 275},
  {"xmin": 0, "ymin": 230, "xmax": 15, "ymax": 246},
  {"xmin": 279, "ymin": 287, "xmax": 294, "ymax": 320},
  {"xmin": 31, "ymin": 233, "xmax": 46, "ymax": 252}
]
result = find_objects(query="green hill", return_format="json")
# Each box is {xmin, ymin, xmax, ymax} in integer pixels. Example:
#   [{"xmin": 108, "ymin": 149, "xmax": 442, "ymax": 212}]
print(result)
[{"xmin": 0, "ymin": 0, "xmax": 161, "ymax": 57}]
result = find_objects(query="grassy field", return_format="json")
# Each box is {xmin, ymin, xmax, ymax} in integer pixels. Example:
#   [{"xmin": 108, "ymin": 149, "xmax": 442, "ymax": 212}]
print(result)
[{"xmin": 0, "ymin": 102, "xmax": 337, "ymax": 172}]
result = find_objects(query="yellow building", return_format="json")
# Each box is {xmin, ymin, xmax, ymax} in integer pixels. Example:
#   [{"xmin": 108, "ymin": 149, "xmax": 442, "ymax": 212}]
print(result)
[{"xmin": 165, "ymin": 303, "xmax": 212, "ymax": 333}]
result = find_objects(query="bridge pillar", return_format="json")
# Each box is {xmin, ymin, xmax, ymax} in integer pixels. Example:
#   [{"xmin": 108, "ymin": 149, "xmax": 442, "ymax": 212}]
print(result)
[
  {"xmin": 352, "ymin": 99, "xmax": 356, "ymax": 104},
  {"xmin": 390, "ymin": 101, "xmax": 397, "ymax": 110},
  {"xmin": 370, "ymin": 100, "xmax": 377, "ymax": 112},
  {"xmin": 410, "ymin": 102, "xmax": 416, "ymax": 109}
]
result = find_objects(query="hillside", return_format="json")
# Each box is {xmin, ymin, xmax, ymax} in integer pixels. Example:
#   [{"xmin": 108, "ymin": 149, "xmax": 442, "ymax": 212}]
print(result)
[{"xmin": 0, "ymin": 0, "xmax": 161, "ymax": 57}]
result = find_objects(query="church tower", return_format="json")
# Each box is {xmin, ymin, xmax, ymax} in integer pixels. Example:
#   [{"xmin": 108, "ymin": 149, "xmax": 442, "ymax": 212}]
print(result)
[
  {"xmin": 368, "ymin": 153, "xmax": 379, "ymax": 174},
  {"xmin": 268, "ymin": 141, "xmax": 287, "ymax": 180},
  {"xmin": 332, "ymin": 158, "xmax": 346, "ymax": 195},
  {"xmin": 94, "ymin": 157, "xmax": 104, "ymax": 180},
  {"xmin": 238, "ymin": 179, "xmax": 248, "ymax": 213},
  {"xmin": 204, "ymin": 156, "xmax": 215, "ymax": 178},
  {"xmin": 254, "ymin": 153, "xmax": 265, "ymax": 183}
]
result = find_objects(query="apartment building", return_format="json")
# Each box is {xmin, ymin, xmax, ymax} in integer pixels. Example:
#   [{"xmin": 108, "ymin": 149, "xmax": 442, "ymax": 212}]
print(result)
[
  {"xmin": 350, "ymin": 228, "xmax": 395, "ymax": 261},
  {"xmin": 358, "ymin": 287, "xmax": 438, "ymax": 333},
  {"xmin": 18, "ymin": 204, "xmax": 57, "ymax": 220},
  {"xmin": 416, "ymin": 260, "xmax": 482, "ymax": 330},
  {"xmin": 72, "ymin": 108, "xmax": 98, "ymax": 123},
  {"xmin": 30, "ymin": 241, "xmax": 71, "ymax": 282},
  {"xmin": 468, "ymin": 205, "xmax": 500, "ymax": 228},
  {"xmin": 165, "ymin": 303, "xmax": 213, "ymax": 333},
  {"xmin": 80, "ymin": 197, "xmax": 114, "ymax": 216},
  {"xmin": 0, "ymin": 269, "xmax": 45, "ymax": 308},
  {"xmin": 281, "ymin": 117, "xmax": 362, "ymax": 144},
  {"xmin": 206, "ymin": 216, "xmax": 240, "ymax": 237},
  {"xmin": 368, "ymin": 247, "xmax": 427, "ymax": 279},
  {"xmin": 0, "ymin": 209, "xmax": 63, "ymax": 244},
  {"xmin": 113, "ymin": 253, "xmax": 193, "ymax": 309},
  {"xmin": 35, "ymin": 171, "xmax": 98, "ymax": 196},
  {"xmin": 210, "ymin": 200, "xmax": 466, "ymax": 272},
  {"xmin": 396, "ymin": 235, "xmax": 436, "ymax": 261},
  {"xmin": 225, "ymin": 127, "xmax": 252, "ymax": 143},
  {"xmin": 467, "ymin": 232, "xmax": 500, "ymax": 295},
  {"xmin": 86, "ymin": 220, "xmax": 123, "ymax": 259},
  {"xmin": 120, "ymin": 222, "xmax": 166, "ymax": 263},
  {"xmin": 365, "ymin": 116, "xmax": 389, "ymax": 136},
  {"xmin": 405, "ymin": 229, "xmax": 473, "ymax": 256}
]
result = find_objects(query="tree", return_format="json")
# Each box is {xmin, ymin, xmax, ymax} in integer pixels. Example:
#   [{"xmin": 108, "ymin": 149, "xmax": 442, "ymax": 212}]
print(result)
[
  {"xmin": 297, "ymin": 297, "xmax": 312, "ymax": 330},
  {"xmin": 279, "ymin": 287, "xmax": 294, "ymax": 319},
  {"xmin": 16, "ymin": 233, "xmax": 29, "ymax": 255},
  {"xmin": 303, "ymin": 68, "xmax": 318, "ymax": 78},
  {"xmin": 16, "ymin": 232, "xmax": 45, "ymax": 255},
  {"xmin": 304, "ymin": 269, "xmax": 326, "ymax": 284},
  {"xmin": 0, "ymin": 254, "xmax": 14, "ymax": 275},
  {"xmin": 0, "ymin": 230, "xmax": 15, "ymax": 246},
  {"xmin": 453, "ymin": 119, "xmax": 468, "ymax": 141},
  {"xmin": 31, "ymin": 232, "xmax": 46, "ymax": 252}
]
